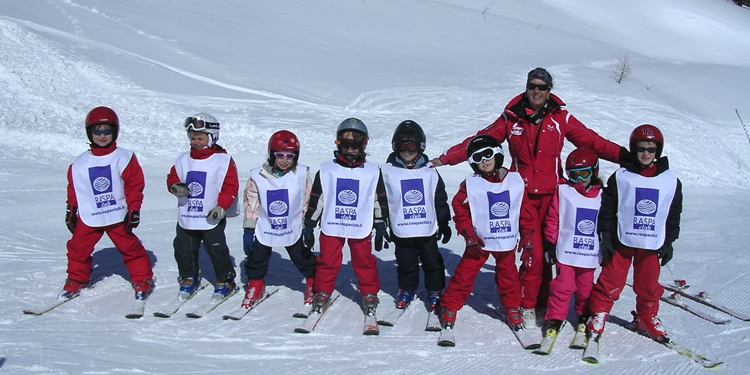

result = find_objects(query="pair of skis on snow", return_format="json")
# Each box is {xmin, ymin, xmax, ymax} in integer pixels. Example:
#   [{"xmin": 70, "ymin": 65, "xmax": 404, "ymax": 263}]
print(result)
[{"xmin": 292, "ymin": 292, "xmax": 382, "ymax": 336}]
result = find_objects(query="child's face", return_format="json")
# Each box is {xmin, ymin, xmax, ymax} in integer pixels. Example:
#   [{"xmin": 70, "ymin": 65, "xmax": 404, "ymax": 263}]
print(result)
[
  {"xmin": 476, "ymin": 157, "xmax": 496, "ymax": 174},
  {"xmin": 339, "ymin": 131, "xmax": 362, "ymax": 159},
  {"xmin": 91, "ymin": 124, "xmax": 114, "ymax": 147},
  {"xmin": 189, "ymin": 131, "xmax": 210, "ymax": 150},
  {"xmin": 272, "ymin": 150, "xmax": 296, "ymax": 171},
  {"xmin": 397, "ymin": 137, "xmax": 419, "ymax": 165},
  {"xmin": 635, "ymin": 140, "xmax": 658, "ymax": 166}
]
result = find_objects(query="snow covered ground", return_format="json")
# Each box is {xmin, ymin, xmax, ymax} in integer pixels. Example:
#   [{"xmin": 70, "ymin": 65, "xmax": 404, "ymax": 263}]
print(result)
[{"xmin": 2, "ymin": 0, "xmax": 750, "ymax": 373}]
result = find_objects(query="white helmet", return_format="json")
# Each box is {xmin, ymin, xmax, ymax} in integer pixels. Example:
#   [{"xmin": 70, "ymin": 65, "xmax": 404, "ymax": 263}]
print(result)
[{"xmin": 184, "ymin": 113, "xmax": 220, "ymax": 147}]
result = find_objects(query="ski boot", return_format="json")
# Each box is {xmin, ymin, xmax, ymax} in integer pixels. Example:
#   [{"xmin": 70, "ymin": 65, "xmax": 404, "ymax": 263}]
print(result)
[
  {"xmin": 58, "ymin": 278, "xmax": 88, "ymax": 300},
  {"xmin": 311, "ymin": 291, "xmax": 331, "ymax": 314},
  {"xmin": 506, "ymin": 308, "xmax": 524, "ymax": 331},
  {"xmin": 439, "ymin": 307, "xmax": 457, "ymax": 330},
  {"xmin": 303, "ymin": 278, "xmax": 314, "ymax": 306},
  {"xmin": 519, "ymin": 306, "xmax": 537, "ymax": 330},
  {"xmin": 427, "ymin": 290, "xmax": 441, "ymax": 312},
  {"xmin": 134, "ymin": 279, "xmax": 155, "ymax": 301},
  {"xmin": 178, "ymin": 275, "xmax": 199, "ymax": 300},
  {"xmin": 633, "ymin": 311, "xmax": 668, "ymax": 342},
  {"xmin": 241, "ymin": 279, "xmax": 266, "ymax": 308},
  {"xmin": 213, "ymin": 279, "xmax": 237, "ymax": 302},
  {"xmin": 396, "ymin": 290, "xmax": 415, "ymax": 309},
  {"xmin": 363, "ymin": 293, "xmax": 379, "ymax": 317},
  {"xmin": 586, "ymin": 311, "xmax": 609, "ymax": 341}
]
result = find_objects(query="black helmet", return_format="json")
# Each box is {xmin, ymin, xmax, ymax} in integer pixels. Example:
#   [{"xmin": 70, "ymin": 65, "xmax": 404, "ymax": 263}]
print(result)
[
  {"xmin": 391, "ymin": 120, "xmax": 426, "ymax": 153},
  {"xmin": 466, "ymin": 135, "xmax": 504, "ymax": 174}
]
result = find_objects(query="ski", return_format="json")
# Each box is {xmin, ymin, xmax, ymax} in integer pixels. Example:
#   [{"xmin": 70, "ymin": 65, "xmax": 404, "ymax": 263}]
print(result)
[
  {"xmin": 377, "ymin": 307, "xmax": 407, "ymax": 327},
  {"xmin": 533, "ymin": 320, "xmax": 567, "ymax": 355},
  {"xmin": 425, "ymin": 308, "xmax": 442, "ymax": 332},
  {"xmin": 223, "ymin": 288, "xmax": 279, "ymax": 320},
  {"xmin": 363, "ymin": 313, "xmax": 380, "ymax": 335},
  {"xmin": 153, "ymin": 282, "xmax": 209, "ymax": 318},
  {"xmin": 581, "ymin": 335, "xmax": 599, "ymax": 364},
  {"xmin": 125, "ymin": 298, "xmax": 147, "ymax": 319},
  {"xmin": 294, "ymin": 292, "xmax": 340, "ymax": 334},
  {"xmin": 661, "ymin": 282, "xmax": 750, "ymax": 321},
  {"xmin": 661, "ymin": 293, "xmax": 731, "ymax": 324},
  {"xmin": 607, "ymin": 313, "xmax": 722, "ymax": 368},
  {"xmin": 185, "ymin": 287, "xmax": 239, "ymax": 318},
  {"xmin": 23, "ymin": 295, "xmax": 78, "ymax": 316},
  {"xmin": 437, "ymin": 326, "xmax": 455, "ymax": 347},
  {"xmin": 293, "ymin": 303, "xmax": 313, "ymax": 318},
  {"xmin": 494, "ymin": 307, "xmax": 542, "ymax": 349},
  {"xmin": 569, "ymin": 321, "xmax": 588, "ymax": 349}
]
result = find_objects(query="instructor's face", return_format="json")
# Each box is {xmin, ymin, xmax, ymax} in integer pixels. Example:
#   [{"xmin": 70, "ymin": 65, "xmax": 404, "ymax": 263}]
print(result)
[{"xmin": 525, "ymin": 78, "xmax": 550, "ymax": 111}]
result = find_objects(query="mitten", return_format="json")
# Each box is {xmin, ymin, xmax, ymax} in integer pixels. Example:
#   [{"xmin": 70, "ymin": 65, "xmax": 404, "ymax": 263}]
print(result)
[
  {"xmin": 543, "ymin": 239, "xmax": 557, "ymax": 265},
  {"xmin": 123, "ymin": 210, "xmax": 140, "ymax": 230},
  {"xmin": 243, "ymin": 229, "xmax": 255, "ymax": 257},
  {"xmin": 436, "ymin": 221, "xmax": 452, "ymax": 244},
  {"xmin": 599, "ymin": 231, "xmax": 616, "ymax": 263},
  {"xmin": 65, "ymin": 205, "xmax": 78, "ymax": 234},
  {"xmin": 303, "ymin": 218, "xmax": 317, "ymax": 249},
  {"xmin": 373, "ymin": 219, "xmax": 390, "ymax": 251},
  {"xmin": 518, "ymin": 229, "xmax": 534, "ymax": 253},
  {"xmin": 170, "ymin": 182, "xmax": 189, "ymax": 197},
  {"xmin": 207, "ymin": 206, "xmax": 226, "ymax": 220},
  {"xmin": 461, "ymin": 227, "xmax": 485, "ymax": 252},
  {"xmin": 658, "ymin": 242, "xmax": 674, "ymax": 266}
]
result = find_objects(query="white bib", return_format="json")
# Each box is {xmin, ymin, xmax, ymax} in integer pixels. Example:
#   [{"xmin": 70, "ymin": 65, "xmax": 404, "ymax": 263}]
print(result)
[
  {"xmin": 319, "ymin": 161, "xmax": 379, "ymax": 239},
  {"xmin": 615, "ymin": 169, "xmax": 678, "ymax": 250},
  {"xmin": 251, "ymin": 165, "xmax": 308, "ymax": 247},
  {"xmin": 71, "ymin": 148, "xmax": 133, "ymax": 227},
  {"xmin": 174, "ymin": 152, "xmax": 231, "ymax": 230},
  {"xmin": 381, "ymin": 164, "xmax": 439, "ymax": 238},
  {"xmin": 466, "ymin": 172, "xmax": 525, "ymax": 252},
  {"xmin": 555, "ymin": 185, "xmax": 602, "ymax": 268}
]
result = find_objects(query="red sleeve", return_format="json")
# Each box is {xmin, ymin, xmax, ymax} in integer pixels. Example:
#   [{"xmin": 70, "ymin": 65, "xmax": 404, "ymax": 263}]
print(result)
[
  {"xmin": 563, "ymin": 113, "xmax": 625, "ymax": 164},
  {"xmin": 519, "ymin": 189, "xmax": 536, "ymax": 240},
  {"xmin": 542, "ymin": 188, "xmax": 561, "ymax": 244},
  {"xmin": 440, "ymin": 115, "xmax": 510, "ymax": 166},
  {"xmin": 122, "ymin": 154, "xmax": 145, "ymax": 211},
  {"xmin": 451, "ymin": 181, "xmax": 472, "ymax": 236},
  {"xmin": 66, "ymin": 165, "xmax": 77, "ymax": 207},
  {"xmin": 166, "ymin": 165, "xmax": 180, "ymax": 192},
  {"xmin": 217, "ymin": 158, "xmax": 240, "ymax": 210}
]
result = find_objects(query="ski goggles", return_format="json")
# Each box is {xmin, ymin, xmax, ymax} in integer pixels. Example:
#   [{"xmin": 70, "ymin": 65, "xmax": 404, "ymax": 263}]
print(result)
[
  {"xmin": 567, "ymin": 167, "xmax": 594, "ymax": 183},
  {"xmin": 526, "ymin": 83, "xmax": 550, "ymax": 91},
  {"xmin": 396, "ymin": 140, "xmax": 419, "ymax": 152},
  {"xmin": 635, "ymin": 146, "xmax": 658, "ymax": 154},
  {"xmin": 469, "ymin": 146, "xmax": 503, "ymax": 164},
  {"xmin": 183, "ymin": 116, "xmax": 220, "ymax": 131},
  {"xmin": 336, "ymin": 139, "xmax": 364, "ymax": 150},
  {"xmin": 91, "ymin": 128, "xmax": 113, "ymax": 136},
  {"xmin": 273, "ymin": 152, "xmax": 296, "ymax": 159}
]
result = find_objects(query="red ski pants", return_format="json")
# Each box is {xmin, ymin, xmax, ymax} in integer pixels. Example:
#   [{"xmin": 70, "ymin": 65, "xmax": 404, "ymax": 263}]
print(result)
[
  {"xmin": 545, "ymin": 263, "xmax": 595, "ymax": 321},
  {"xmin": 66, "ymin": 221, "xmax": 153, "ymax": 285},
  {"xmin": 588, "ymin": 247, "xmax": 663, "ymax": 318},
  {"xmin": 519, "ymin": 193, "xmax": 554, "ymax": 309},
  {"xmin": 313, "ymin": 233, "xmax": 380, "ymax": 297},
  {"xmin": 441, "ymin": 246, "xmax": 521, "ymax": 312}
]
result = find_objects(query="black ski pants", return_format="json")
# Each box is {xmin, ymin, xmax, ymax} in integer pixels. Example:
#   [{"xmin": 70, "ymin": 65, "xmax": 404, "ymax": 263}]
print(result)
[
  {"xmin": 173, "ymin": 219, "xmax": 236, "ymax": 283},
  {"xmin": 244, "ymin": 235, "xmax": 316, "ymax": 281},
  {"xmin": 393, "ymin": 234, "xmax": 445, "ymax": 292}
]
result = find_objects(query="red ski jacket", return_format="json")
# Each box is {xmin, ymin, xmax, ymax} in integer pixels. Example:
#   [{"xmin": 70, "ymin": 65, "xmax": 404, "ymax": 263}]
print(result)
[{"xmin": 439, "ymin": 93, "xmax": 627, "ymax": 195}]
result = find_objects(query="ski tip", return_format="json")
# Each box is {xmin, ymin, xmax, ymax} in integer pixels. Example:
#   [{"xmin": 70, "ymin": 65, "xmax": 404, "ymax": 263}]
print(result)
[
  {"xmin": 425, "ymin": 326, "xmax": 442, "ymax": 332},
  {"xmin": 377, "ymin": 320, "xmax": 394, "ymax": 326},
  {"xmin": 185, "ymin": 313, "xmax": 202, "ymax": 319},
  {"xmin": 153, "ymin": 312, "xmax": 171, "ymax": 318},
  {"xmin": 125, "ymin": 314, "xmax": 143, "ymax": 319},
  {"xmin": 582, "ymin": 357, "xmax": 599, "ymax": 364},
  {"xmin": 532, "ymin": 350, "xmax": 550, "ymax": 355},
  {"xmin": 293, "ymin": 313, "xmax": 309, "ymax": 319},
  {"xmin": 437, "ymin": 340, "xmax": 456, "ymax": 347},
  {"xmin": 363, "ymin": 329, "xmax": 380, "ymax": 336},
  {"xmin": 22, "ymin": 310, "xmax": 42, "ymax": 316},
  {"xmin": 294, "ymin": 327, "xmax": 311, "ymax": 334}
]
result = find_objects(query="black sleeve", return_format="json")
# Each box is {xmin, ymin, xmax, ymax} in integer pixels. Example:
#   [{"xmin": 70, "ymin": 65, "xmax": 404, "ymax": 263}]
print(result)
[
  {"xmin": 598, "ymin": 172, "xmax": 619, "ymax": 235},
  {"xmin": 375, "ymin": 171, "xmax": 389, "ymax": 221},
  {"xmin": 665, "ymin": 179, "xmax": 683, "ymax": 244},
  {"xmin": 305, "ymin": 171, "xmax": 323, "ymax": 222},
  {"xmin": 435, "ymin": 172, "xmax": 451, "ymax": 225}
]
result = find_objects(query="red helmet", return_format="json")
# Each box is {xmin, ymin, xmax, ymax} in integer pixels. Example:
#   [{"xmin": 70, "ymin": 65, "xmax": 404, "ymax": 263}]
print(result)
[
  {"xmin": 85, "ymin": 106, "xmax": 119, "ymax": 143},
  {"xmin": 268, "ymin": 130, "xmax": 300, "ymax": 152},
  {"xmin": 629, "ymin": 124, "xmax": 664, "ymax": 158},
  {"xmin": 565, "ymin": 148, "xmax": 599, "ymax": 179}
]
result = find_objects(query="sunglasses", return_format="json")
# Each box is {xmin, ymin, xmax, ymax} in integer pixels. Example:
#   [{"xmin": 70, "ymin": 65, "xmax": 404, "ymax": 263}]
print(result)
[
  {"xmin": 337, "ymin": 140, "xmax": 364, "ymax": 150},
  {"xmin": 396, "ymin": 140, "xmax": 419, "ymax": 152},
  {"xmin": 635, "ymin": 146, "xmax": 658, "ymax": 154},
  {"xmin": 273, "ymin": 152, "xmax": 296, "ymax": 159},
  {"xmin": 526, "ymin": 83, "xmax": 550, "ymax": 91},
  {"xmin": 469, "ymin": 146, "xmax": 503, "ymax": 164},
  {"xmin": 184, "ymin": 116, "xmax": 220, "ymax": 131},
  {"xmin": 567, "ymin": 167, "xmax": 593, "ymax": 183},
  {"xmin": 91, "ymin": 128, "xmax": 113, "ymax": 136}
]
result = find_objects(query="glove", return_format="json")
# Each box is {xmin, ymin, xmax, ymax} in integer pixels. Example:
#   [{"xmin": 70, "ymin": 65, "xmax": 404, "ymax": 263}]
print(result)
[
  {"xmin": 543, "ymin": 240, "xmax": 557, "ymax": 265},
  {"xmin": 518, "ymin": 229, "xmax": 533, "ymax": 253},
  {"xmin": 303, "ymin": 218, "xmax": 317, "ymax": 249},
  {"xmin": 461, "ymin": 227, "xmax": 485, "ymax": 252},
  {"xmin": 243, "ymin": 229, "xmax": 255, "ymax": 257},
  {"xmin": 373, "ymin": 219, "xmax": 390, "ymax": 251},
  {"xmin": 170, "ymin": 182, "xmax": 189, "ymax": 197},
  {"xmin": 207, "ymin": 206, "xmax": 226, "ymax": 220},
  {"xmin": 600, "ymin": 231, "xmax": 615, "ymax": 263},
  {"xmin": 658, "ymin": 242, "xmax": 674, "ymax": 266},
  {"xmin": 436, "ymin": 221, "xmax": 452, "ymax": 244},
  {"xmin": 123, "ymin": 210, "xmax": 140, "ymax": 230},
  {"xmin": 65, "ymin": 205, "xmax": 78, "ymax": 234}
]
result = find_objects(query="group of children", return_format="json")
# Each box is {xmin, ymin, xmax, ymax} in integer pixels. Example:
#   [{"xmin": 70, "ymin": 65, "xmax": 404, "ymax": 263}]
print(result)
[{"xmin": 61, "ymin": 105, "xmax": 682, "ymax": 348}]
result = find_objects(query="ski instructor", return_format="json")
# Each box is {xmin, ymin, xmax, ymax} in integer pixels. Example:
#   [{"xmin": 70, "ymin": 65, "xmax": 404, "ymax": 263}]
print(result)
[{"xmin": 430, "ymin": 67, "xmax": 629, "ymax": 328}]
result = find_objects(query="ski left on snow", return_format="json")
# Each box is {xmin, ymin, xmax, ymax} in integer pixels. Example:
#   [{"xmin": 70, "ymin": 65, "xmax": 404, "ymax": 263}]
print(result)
[
  {"xmin": 185, "ymin": 287, "xmax": 240, "ymax": 318},
  {"xmin": 223, "ymin": 288, "xmax": 279, "ymax": 320}
]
